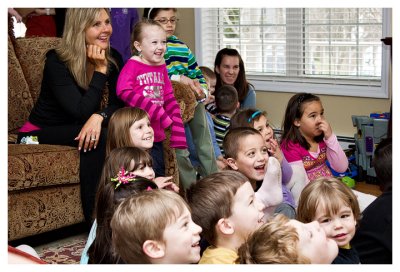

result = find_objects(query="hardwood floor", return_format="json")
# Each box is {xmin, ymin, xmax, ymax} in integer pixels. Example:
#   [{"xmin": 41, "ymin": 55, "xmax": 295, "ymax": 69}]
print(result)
[{"xmin": 354, "ymin": 181, "xmax": 382, "ymax": 197}]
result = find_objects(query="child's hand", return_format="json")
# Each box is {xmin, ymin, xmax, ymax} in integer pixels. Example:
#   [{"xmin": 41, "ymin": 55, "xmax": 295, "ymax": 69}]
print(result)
[
  {"xmin": 181, "ymin": 76, "xmax": 206, "ymax": 100},
  {"xmin": 204, "ymin": 94, "xmax": 215, "ymax": 104},
  {"xmin": 318, "ymin": 118, "xmax": 333, "ymax": 139},
  {"xmin": 154, "ymin": 176, "xmax": 179, "ymax": 193},
  {"xmin": 216, "ymin": 156, "xmax": 228, "ymax": 171},
  {"xmin": 267, "ymin": 138, "xmax": 284, "ymax": 164}
]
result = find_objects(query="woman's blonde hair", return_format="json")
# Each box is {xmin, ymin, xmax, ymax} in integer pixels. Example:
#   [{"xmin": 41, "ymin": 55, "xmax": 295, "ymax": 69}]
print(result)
[
  {"xmin": 237, "ymin": 214, "xmax": 310, "ymax": 264},
  {"xmin": 56, "ymin": 8, "xmax": 116, "ymax": 89},
  {"xmin": 106, "ymin": 107, "xmax": 150, "ymax": 156}
]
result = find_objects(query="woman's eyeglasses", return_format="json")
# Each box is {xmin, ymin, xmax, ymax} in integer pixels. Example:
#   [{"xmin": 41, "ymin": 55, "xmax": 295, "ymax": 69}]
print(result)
[{"xmin": 155, "ymin": 17, "xmax": 179, "ymax": 25}]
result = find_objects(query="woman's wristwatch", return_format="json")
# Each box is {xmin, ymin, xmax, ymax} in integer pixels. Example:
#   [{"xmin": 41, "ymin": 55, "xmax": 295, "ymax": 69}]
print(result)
[{"xmin": 96, "ymin": 111, "xmax": 108, "ymax": 120}]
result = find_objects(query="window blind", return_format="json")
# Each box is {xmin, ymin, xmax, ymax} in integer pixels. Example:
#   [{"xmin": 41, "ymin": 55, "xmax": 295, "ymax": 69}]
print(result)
[{"xmin": 195, "ymin": 8, "xmax": 391, "ymax": 98}]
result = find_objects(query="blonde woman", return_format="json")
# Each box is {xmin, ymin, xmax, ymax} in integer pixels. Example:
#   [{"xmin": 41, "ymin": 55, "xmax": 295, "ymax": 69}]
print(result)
[{"xmin": 17, "ymin": 8, "xmax": 124, "ymax": 225}]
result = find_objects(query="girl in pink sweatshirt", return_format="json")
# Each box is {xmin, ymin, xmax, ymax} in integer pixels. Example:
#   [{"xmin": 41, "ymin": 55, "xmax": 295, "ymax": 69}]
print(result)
[{"xmin": 116, "ymin": 19, "xmax": 186, "ymax": 177}]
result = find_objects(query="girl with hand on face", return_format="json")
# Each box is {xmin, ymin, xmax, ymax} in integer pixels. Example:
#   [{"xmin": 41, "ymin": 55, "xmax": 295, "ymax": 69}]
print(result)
[
  {"xmin": 17, "ymin": 8, "xmax": 124, "ymax": 224},
  {"xmin": 280, "ymin": 93, "xmax": 348, "ymax": 205}
]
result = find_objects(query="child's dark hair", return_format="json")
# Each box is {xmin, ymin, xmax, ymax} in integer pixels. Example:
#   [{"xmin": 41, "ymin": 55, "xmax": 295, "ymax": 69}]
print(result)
[
  {"xmin": 223, "ymin": 127, "xmax": 263, "ymax": 160},
  {"xmin": 214, "ymin": 48, "xmax": 253, "ymax": 103},
  {"xmin": 215, "ymin": 85, "xmax": 238, "ymax": 114},
  {"xmin": 199, "ymin": 66, "xmax": 216, "ymax": 81},
  {"xmin": 143, "ymin": 8, "xmax": 177, "ymax": 20},
  {"xmin": 373, "ymin": 137, "xmax": 392, "ymax": 192},
  {"xmin": 230, "ymin": 108, "xmax": 267, "ymax": 130},
  {"xmin": 131, "ymin": 19, "xmax": 165, "ymax": 56},
  {"xmin": 281, "ymin": 92, "xmax": 322, "ymax": 150},
  {"xmin": 88, "ymin": 147, "xmax": 157, "ymax": 264}
]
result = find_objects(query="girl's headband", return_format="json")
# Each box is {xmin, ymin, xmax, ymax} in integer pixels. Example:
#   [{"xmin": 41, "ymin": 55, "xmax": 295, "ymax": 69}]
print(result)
[{"xmin": 247, "ymin": 110, "xmax": 262, "ymax": 123}]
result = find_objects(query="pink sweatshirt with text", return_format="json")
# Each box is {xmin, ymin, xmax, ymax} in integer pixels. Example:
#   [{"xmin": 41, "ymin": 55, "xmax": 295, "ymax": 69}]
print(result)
[{"xmin": 117, "ymin": 59, "xmax": 187, "ymax": 149}]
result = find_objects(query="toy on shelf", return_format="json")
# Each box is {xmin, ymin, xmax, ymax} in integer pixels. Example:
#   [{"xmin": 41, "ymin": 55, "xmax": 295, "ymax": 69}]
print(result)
[{"xmin": 351, "ymin": 113, "xmax": 389, "ymax": 183}]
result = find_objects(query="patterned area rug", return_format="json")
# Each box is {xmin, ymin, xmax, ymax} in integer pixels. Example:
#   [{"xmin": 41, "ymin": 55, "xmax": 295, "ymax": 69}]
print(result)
[{"xmin": 36, "ymin": 234, "xmax": 87, "ymax": 264}]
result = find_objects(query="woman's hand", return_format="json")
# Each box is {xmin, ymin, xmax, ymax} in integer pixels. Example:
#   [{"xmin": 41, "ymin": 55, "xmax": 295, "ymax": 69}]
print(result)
[
  {"xmin": 74, "ymin": 113, "xmax": 104, "ymax": 152},
  {"xmin": 86, "ymin": 44, "xmax": 108, "ymax": 74},
  {"xmin": 154, "ymin": 176, "xmax": 179, "ymax": 193}
]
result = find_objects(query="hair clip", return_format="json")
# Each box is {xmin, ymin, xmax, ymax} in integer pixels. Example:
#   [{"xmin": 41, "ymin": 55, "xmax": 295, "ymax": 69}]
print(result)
[
  {"xmin": 247, "ymin": 110, "xmax": 262, "ymax": 123},
  {"xmin": 111, "ymin": 167, "xmax": 137, "ymax": 189},
  {"xmin": 146, "ymin": 186, "xmax": 153, "ymax": 191}
]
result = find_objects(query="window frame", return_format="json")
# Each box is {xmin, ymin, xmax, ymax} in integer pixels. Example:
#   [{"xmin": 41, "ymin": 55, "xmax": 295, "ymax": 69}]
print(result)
[{"xmin": 194, "ymin": 8, "xmax": 391, "ymax": 99}]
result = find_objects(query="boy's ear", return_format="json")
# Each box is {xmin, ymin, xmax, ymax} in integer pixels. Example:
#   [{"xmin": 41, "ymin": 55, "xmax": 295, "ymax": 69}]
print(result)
[
  {"xmin": 226, "ymin": 157, "xmax": 238, "ymax": 170},
  {"xmin": 133, "ymin": 41, "xmax": 141, "ymax": 52},
  {"xmin": 142, "ymin": 240, "xmax": 165, "ymax": 259},
  {"xmin": 217, "ymin": 218, "xmax": 234, "ymax": 235}
]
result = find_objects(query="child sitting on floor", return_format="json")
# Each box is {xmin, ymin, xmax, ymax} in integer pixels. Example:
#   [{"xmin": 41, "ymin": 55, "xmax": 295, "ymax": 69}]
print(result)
[
  {"xmin": 223, "ymin": 127, "xmax": 283, "ymax": 218},
  {"xmin": 81, "ymin": 147, "xmax": 159, "ymax": 264},
  {"xmin": 213, "ymin": 85, "xmax": 239, "ymax": 156},
  {"xmin": 186, "ymin": 170, "xmax": 275, "ymax": 264},
  {"xmin": 230, "ymin": 108, "xmax": 295, "ymax": 218},
  {"xmin": 297, "ymin": 177, "xmax": 361, "ymax": 264},
  {"xmin": 236, "ymin": 214, "xmax": 338, "ymax": 264},
  {"xmin": 106, "ymin": 107, "xmax": 178, "ymax": 192},
  {"xmin": 111, "ymin": 189, "xmax": 202, "ymax": 264}
]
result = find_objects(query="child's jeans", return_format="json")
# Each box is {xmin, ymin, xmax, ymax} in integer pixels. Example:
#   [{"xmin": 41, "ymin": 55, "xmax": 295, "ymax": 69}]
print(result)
[{"xmin": 151, "ymin": 141, "xmax": 165, "ymax": 177}]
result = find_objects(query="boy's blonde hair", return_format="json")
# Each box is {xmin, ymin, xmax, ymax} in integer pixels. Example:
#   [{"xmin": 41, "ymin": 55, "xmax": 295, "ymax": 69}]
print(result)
[
  {"xmin": 111, "ymin": 190, "xmax": 189, "ymax": 264},
  {"xmin": 223, "ymin": 127, "xmax": 262, "ymax": 160},
  {"xmin": 186, "ymin": 170, "xmax": 247, "ymax": 245},
  {"xmin": 237, "ymin": 214, "xmax": 310, "ymax": 264},
  {"xmin": 106, "ymin": 107, "xmax": 150, "ymax": 155},
  {"xmin": 296, "ymin": 177, "xmax": 361, "ymax": 223}
]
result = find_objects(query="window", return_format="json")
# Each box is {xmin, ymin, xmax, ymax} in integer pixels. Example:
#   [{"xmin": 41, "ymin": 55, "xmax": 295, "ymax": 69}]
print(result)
[{"xmin": 195, "ymin": 8, "xmax": 391, "ymax": 98}]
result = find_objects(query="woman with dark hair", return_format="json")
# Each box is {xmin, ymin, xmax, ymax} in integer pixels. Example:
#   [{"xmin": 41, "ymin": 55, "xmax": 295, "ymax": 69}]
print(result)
[{"xmin": 208, "ymin": 48, "xmax": 256, "ymax": 113}]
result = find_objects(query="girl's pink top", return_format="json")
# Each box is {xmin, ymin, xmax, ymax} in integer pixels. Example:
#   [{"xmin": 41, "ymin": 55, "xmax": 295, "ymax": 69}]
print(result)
[
  {"xmin": 281, "ymin": 133, "xmax": 348, "ymax": 181},
  {"xmin": 116, "ymin": 59, "xmax": 187, "ymax": 149}
]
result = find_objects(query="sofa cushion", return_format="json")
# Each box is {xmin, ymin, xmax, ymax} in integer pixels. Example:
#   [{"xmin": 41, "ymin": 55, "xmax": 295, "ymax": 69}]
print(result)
[
  {"xmin": 8, "ymin": 144, "xmax": 80, "ymax": 191},
  {"xmin": 8, "ymin": 36, "xmax": 33, "ymax": 135},
  {"xmin": 14, "ymin": 37, "xmax": 61, "ymax": 103},
  {"xmin": 8, "ymin": 185, "xmax": 84, "ymax": 241}
]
